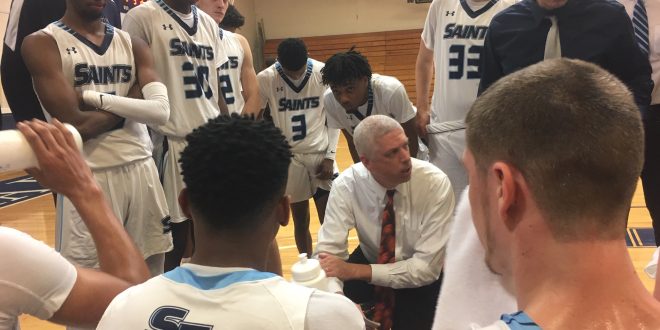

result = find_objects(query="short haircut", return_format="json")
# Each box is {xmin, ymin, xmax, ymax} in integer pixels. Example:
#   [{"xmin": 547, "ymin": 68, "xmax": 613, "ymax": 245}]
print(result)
[
  {"xmin": 220, "ymin": 4, "xmax": 245, "ymax": 30},
  {"xmin": 466, "ymin": 58, "xmax": 643, "ymax": 240},
  {"xmin": 321, "ymin": 49, "xmax": 372, "ymax": 86},
  {"xmin": 277, "ymin": 38, "xmax": 308, "ymax": 71},
  {"xmin": 354, "ymin": 115, "xmax": 403, "ymax": 159},
  {"xmin": 180, "ymin": 114, "xmax": 292, "ymax": 230}
]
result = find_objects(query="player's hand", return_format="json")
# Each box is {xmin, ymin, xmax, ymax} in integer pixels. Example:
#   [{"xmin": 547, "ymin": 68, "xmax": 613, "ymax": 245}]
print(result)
[
  {"xmin": 17, "ymin": 119, "xmax": 99, "ymax": 201},
  {"xmin": 416, "ymin": 107, "xmax": 430, "ymax": 139},
  {"xmin": 319, "ymin": 252, "xmax": 357, "ymax": 281},
  {"xmin": 316, "ymin": 158, "xmax": 334, "ymax": 180}
]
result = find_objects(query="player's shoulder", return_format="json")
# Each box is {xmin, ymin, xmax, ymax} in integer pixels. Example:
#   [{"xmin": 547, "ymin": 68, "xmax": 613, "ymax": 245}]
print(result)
[
  {"xmin": 124, "ymin": 1, "xmax": 156, "ymax": 18},
  {"xmin": 257, "ymin": 63, "xmax": 278, "ymax": 79},
  {"xmin": 196, "ymin": 8, "xmax": 221, "ymax": 31},
  {"xmin": 372, "ymin": 73, "xmax": 404, "ymax": 89},
  {"xmin": 307, "ymin": 290, "xmax": 364, "ymax": 327}
]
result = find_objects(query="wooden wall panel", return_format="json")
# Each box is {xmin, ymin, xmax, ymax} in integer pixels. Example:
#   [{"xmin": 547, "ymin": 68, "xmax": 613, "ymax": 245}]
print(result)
[{"xmin": 263, "ymin": 29, "xmax": 433, "ymax": 105}]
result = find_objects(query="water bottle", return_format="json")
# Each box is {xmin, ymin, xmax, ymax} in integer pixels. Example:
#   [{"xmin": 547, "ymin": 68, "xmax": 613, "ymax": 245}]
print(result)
[
  {"xmin": 0, "ymin": 123, "xmax": 83, "ymax": 172},
  {"xmin": 291, "ymin": 253, "xmax": 330, "ymax": 292}
]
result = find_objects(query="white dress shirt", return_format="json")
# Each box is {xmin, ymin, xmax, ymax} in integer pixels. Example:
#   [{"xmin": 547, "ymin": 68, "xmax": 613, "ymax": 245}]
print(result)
[{"xmin": 316, "ymin": 158, "xmax": 455, "ymax": 291}]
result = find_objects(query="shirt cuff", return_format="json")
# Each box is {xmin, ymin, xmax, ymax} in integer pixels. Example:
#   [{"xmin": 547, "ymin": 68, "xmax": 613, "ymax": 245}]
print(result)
[{"xmin": 369, "ymin": 264, "xmax": 389, "ymax": 287}]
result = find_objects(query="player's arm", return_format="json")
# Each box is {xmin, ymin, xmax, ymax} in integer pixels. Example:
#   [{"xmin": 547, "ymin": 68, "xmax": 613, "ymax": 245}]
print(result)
[
  {"xmin": 17, "ymin": 119, "xmax": 150, "ymax": 327},
  {"xmin": 22, "ymin": 32, "xmax": 122, "ymax": 141},
  {"xmin": 342, "ymin": 129, "xmax": 360, "ymax": 163},
  {"xmin": 244, "ymin": 70, "xmax": 271, "ymax": 118},
  {"xmin": 415, "ymin": 41, "xmax": 434, "ymax": 139},
  {"xmin": 81, "ymin": 37, "xmax": 170, "ymax": 126},
  {"xmin": 237, "ymin": 34, "xmax": 261, "ymax": 115},
  {"xmin": 401, "ymin": 117, "xmax": 419, "ymax": 158}
]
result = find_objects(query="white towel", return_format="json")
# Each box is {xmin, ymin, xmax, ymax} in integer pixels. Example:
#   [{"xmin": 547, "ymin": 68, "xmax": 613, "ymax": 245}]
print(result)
[{"xmin": 432, "ymin": 187, "xmax": 517, "ymax": 330}]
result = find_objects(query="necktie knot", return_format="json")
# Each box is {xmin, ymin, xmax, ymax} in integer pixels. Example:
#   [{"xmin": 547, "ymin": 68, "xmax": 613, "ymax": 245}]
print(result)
[{"xmin": 386, "ymin": 189, "xmax": 396, "ymax": 198}]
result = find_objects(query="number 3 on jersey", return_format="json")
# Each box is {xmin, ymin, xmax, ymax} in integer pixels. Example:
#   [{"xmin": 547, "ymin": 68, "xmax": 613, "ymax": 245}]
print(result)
[
  {"xmin": 448, "ymin": 45, "xmax": 482, "ymax": 80},
  {"xmin": 182, "ymin": 61, "xmax": 213, "ymax": 99},
  {"xmin": 291, "ymin": 114, "xmax": 306, "ymax": 141}
]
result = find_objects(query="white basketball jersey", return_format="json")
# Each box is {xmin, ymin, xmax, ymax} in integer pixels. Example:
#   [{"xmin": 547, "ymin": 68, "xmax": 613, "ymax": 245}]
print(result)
[
  {"xmin": 123, "ymin": 0, "xmax": 228, "ymax": 138},
  {"xmin": 219, "ymin": 29, "xmax": 245, "ymax": 114},
  {"xmin": 422, "ymin": 0, "xmax": 515, "ymax": 123},
  {"xmin": 257, "ymin": 59, "xmax": 330, "ymax": 154},
  {"xmin": 97, "ymin": 265, "xmax": 313, "ymax": 329},
  {"xmin": 324, "ymin": 73, "xmax": 416, "ymax": 135},
  {"xmin": 41, "ymin": 22, "xmax": 151, "ymax": 170}
]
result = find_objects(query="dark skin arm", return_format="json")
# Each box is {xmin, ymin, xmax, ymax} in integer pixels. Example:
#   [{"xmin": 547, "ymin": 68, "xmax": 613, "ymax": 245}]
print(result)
[
  {"xmin": 342, "ymin": 129, "xmax": 360, "ymax": 163},
  {"xmin": 22, "ymin": 31, "xmax": 122, "ymax": 141},
  {"xmin": 401, "ymin": 117, "xmax": 419, "ymax": 158},
  {"xmin": 132, "ymin": 36, "xmax": 161, "ymax": 89}
]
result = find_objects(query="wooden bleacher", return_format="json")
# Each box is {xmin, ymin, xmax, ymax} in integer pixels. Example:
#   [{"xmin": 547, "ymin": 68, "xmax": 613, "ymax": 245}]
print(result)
[{"xmin": 263, "ymin": 29, "xmax": 427, "ymax": 104}]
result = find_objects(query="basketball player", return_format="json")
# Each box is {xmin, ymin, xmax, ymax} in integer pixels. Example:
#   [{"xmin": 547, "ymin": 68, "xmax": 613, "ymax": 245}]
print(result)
[
  {"xmin": 249, "ymin": 38, "xmax": 338, "ymax": 256},
  {"xmin": 0, "ymin": 0, "xmax": 120, "ymax": 128},
  {"xmin": 97, "ymin": 114, "xmax": 364, "ymax": 330},
  {"xmin": 3, "ymin": 119, "xmax": 150, "ymax": 328},
  {"xmin": 22, "ymin": 0, "xmax": 173, "ymax": 275},
  {"xmin": 197, "ymin": 0, "xmax": 260, "ymax": 114},
  {"xmin": 415, "ymin": 0, "xmax": 517, "ymax": 329},
  {"xmin": 467, "ymin": 59, "xmax": 660, "ymax": 329},
  {"xmin": 219, "ymin": 3, "xmax": 245, "ymax": 32},
  {"xmin": 123, "ymin": 0, "xmax": 230, "ymax": 271},
  {"xmin": 321, "ymin": 49, "xmax": 419, "ymax": 163}
]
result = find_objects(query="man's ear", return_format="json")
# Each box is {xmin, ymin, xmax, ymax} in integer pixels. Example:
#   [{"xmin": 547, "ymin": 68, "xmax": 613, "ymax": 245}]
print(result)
[
  {"xmin": 360, "ymin": 155, "xmax": 370, "ymax": 169},
  {"xmin": 491, "ymin": 162, "xmax": 521, "ymax": 230},
  {"xmin": 278, "ymin": 195, "xmax": 291, "ymax": 227},
  {"xmin": 178, "ymin": 188, "xmax": 193, "ymax": 220}
]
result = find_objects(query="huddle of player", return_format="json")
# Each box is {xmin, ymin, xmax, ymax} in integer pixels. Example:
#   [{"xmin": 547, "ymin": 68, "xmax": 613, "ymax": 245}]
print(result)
[{"xmin": 9, "ymin": 0, "xmax": 660, "ymax": 329}]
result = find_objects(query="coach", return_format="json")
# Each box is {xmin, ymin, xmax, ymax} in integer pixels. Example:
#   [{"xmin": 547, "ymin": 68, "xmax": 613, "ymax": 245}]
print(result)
[{"xmin": 316, "ymin": 115, "xmax": 455, "ymax": 330}]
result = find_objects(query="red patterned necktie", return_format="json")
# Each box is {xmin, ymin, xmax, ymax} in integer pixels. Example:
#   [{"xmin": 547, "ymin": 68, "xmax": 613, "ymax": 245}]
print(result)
[{"xmin": 374, "ymin": 189, "xmax": 396, "ymax": 330}]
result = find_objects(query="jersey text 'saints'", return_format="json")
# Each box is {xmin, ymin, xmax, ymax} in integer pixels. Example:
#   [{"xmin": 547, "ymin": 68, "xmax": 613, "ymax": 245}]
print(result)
[
  {"xmin": 443, "ymin": 24, "xmax": 488, "ymax": 40},
  {"xmin": 169, "ymin": 38, "xmax": 214, "ymax": 60},
  {"xmin": 73, "ymin": 64, "xmax": 132, "ymax": 87},
  {"xmin": 278, "ymin": 97, "xmax": 320, "ymax": 111}
]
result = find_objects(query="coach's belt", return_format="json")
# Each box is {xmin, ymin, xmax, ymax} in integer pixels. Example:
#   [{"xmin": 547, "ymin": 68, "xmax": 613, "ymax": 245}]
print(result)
[{"xmin": 426, "ymin": 120, "xmax": 466, "ymax": 134}]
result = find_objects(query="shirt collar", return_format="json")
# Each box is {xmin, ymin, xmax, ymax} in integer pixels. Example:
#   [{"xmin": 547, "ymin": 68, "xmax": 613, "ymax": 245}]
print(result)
[
  {"xmin": 364, "ymin": 167, "xmax": 402, "ymax": 200},
  {"xmin": 525, "ymin": 0, "xmax": 574, "ymax": 24}
]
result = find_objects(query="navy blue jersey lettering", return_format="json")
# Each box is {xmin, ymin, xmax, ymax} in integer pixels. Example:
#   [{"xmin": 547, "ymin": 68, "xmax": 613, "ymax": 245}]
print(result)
[
  {"xmin": 73, "ymin": 64, "xmax": 132, "ymax": 87},
  {"xmin": 277, "ymin": 97, "xmax": 320, "ymax": 111},
  {"xmin": 443, "ymin": 24, "xmax": 488, "ymax": 40},
  {"xmin": 169, "ymin": 38, "xmax": 214, "ymax": 60},
  {"xmin": 149, "ymin": 306, "xmax": 213, "ymax": 330}
]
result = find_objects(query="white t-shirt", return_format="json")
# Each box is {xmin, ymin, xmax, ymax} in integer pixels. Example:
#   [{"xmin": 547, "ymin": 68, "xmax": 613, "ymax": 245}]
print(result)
[
  {"xmin": 421, "ymin": 0, "xmax": 516, "ymax": 124},
  {"xmin": 123, "ymin": 0, "xmax": 228, "ymax": 138},
  {"xmin": 41, "ymin": 21, "xmax": 152, "ymax": 170},
  {"xmin": 0, "ymin": 227, "xmax": 77, "ymax": 330},
  {"xmin": 324, "ymin": 74, "xmax": 416, "ymax": 135},
  {"xmin": 258, "ymin": 59, "xmax": 333, "ymax": 154},
  {"xmin": 97, "ymin": 264, "xmax": 365, "ymax": 330},
  {"xmin": 219, "ymin": 29, "xmax": 246, "ymax": 114}
]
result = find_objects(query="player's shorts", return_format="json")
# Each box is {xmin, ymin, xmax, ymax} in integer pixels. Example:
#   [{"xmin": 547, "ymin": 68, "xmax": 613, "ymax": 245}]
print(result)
[
  {"xmin": 286, "ymin": 153, "xmax": 333, "ymax": 203},
  {"xmin": 427, "ymin": 120, "xmax": 467, "ymax": 199},
  {"xmin": 158, "ymin": 135, "xmax": 188, "ymax": 224},
  {"xmin": 56, "ymin": 157, "xmax": 173, "ymax": 268}
]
